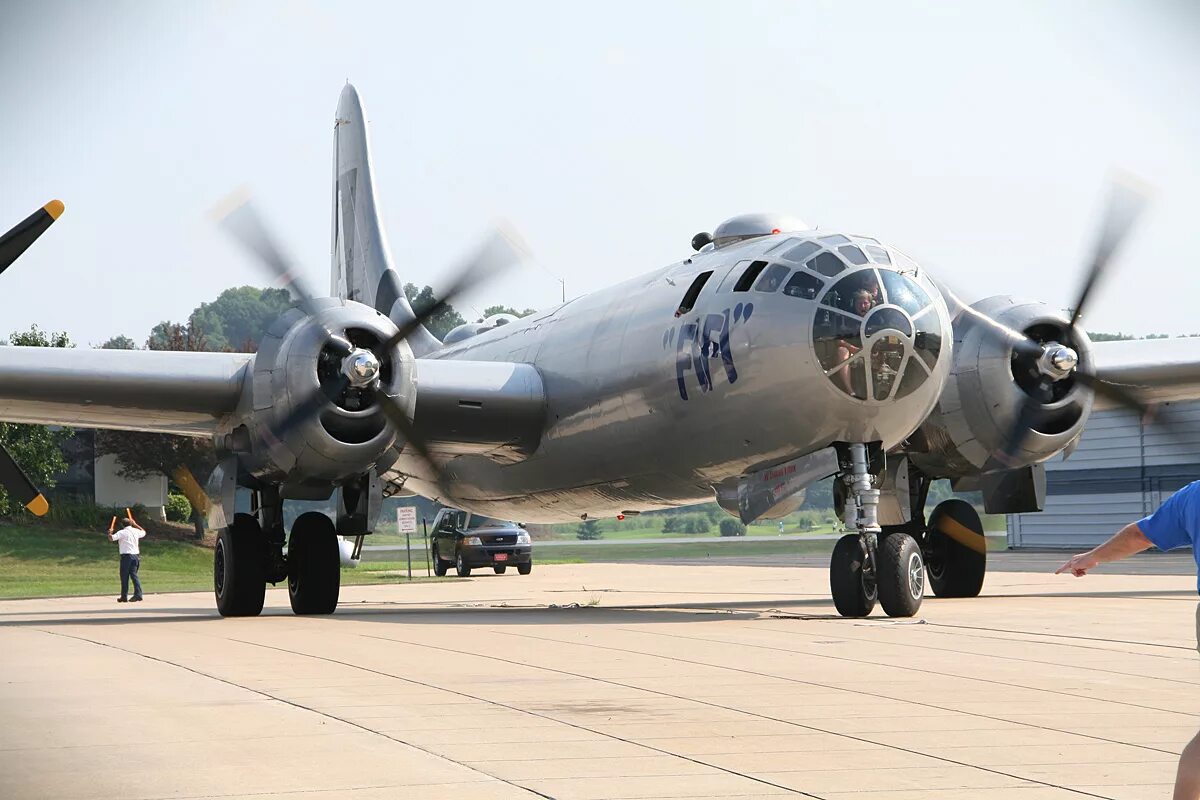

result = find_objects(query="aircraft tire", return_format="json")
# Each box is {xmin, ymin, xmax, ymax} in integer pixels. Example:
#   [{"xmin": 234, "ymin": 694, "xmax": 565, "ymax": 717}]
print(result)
[
  {"xmin": 431, "ymin": 545, "xmax": 448, "ymax": 577},
  {"xmin": 926, "ymin": 499, "xmax": 987, "ymax": 598},
  {"xmin": 214, "ymin": 513, "xmax": 266, "ymax": 617},
  {"xmin": 877, "ymin": 532, "xmax": 924, "ymax": 618},
  {"xmin": 493, "ymin": 565, "xmax": 507, "ymax": 574},
  {"xmin": 518, "ymin": 563, "xmax": 532, "ymax": 576},
  {"xmin": 455, "ymin": 549, "xmax": 472, "ymax": 577},
  {"xmin": 829, "ymin": 533, "xmax": 876, "ymax": 617},
  {"xmin": 288, "ymin": 512, "xmax": 340, "ymax": 615}
]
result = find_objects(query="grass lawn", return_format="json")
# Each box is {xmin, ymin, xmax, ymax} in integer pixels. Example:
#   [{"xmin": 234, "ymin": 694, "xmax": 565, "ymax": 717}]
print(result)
[{"xmin": 0, "ymin": 525, "xmax": 448, "ymax": 600}]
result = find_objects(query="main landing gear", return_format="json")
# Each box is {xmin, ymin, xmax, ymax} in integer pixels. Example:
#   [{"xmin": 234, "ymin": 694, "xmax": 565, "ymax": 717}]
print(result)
[
  {"xmin": 828, "ymin": 445, "xmax": 987, "ymax": 618},
  {"xmin": 213, "ymin": 488, "xmax": 344, "ymax": 617}
]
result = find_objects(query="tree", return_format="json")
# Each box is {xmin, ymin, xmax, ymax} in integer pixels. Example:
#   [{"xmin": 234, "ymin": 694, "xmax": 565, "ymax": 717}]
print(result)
[
  {"xmin": 576, "ymin": 519, "xmax": 602, "ymax": 540},
  {"xmin": 694, "ymin": 515, "xmax": 711, "ymax": 534},
  {"xmin": 661, "ymin": 516, "xmax": 680, "ymax": 534},
  {"xmin": 404, "ymin": 283, "xmax": 465, "ymax": 339},
  {"xmin": 100, "ymin": 334, "xmax": 138, "ymax": 350},
  {"xmin": 189, "ymin": 286, "xmax": 292, "ymax": 352},
  {"xmin": 147, "ymin": 320, "xmax": 212, "ymax": 352},
  {"xmin": 719, "ymin": 518, "xmax": 747, "ymax": 537},
  {"xmin": 0, "ymin": 327, "xmax": 74, "ymax": 516},
  {"xmin": 481, "ymin": 305, "xmax": 536, "ymax": 320}
]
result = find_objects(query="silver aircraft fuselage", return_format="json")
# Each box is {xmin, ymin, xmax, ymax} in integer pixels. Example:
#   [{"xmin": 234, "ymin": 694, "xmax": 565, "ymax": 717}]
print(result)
[{"xmin": 393, "ymin": 232, "xmax": 954, "ymax": 522}]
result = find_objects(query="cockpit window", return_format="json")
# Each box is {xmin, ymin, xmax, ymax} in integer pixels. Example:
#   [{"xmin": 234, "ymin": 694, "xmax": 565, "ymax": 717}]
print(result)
[
  {"xmin": 864, "ymin": 307, "xmax": 912, "ymax": 337},
  {"xmin": 675, "ymin": 271, "xmax": 713, "ymax": 316},
  {"xmin": 780, "ymin": 240, "xmax": 820, "ymax": 265},
  {"xmin": 838, "ymin": 245, "xmax": 868, "ymax": 266},
  {"xmin": 819, "ymin": 234, "xmax": 851, "ymax": 247},
  {"xmin": 783, "ymin": 271, "xmax": 822, "ymax": 299},
  {"xmin": 753, "ymin": 263, "xmax": 790, "ymax": 293},
  {"xmin": 879, "ymin": 269, "xmax": 929, "ymax": 316},
  {"xmin": 821, "ymin": 269, "xmax": 882, "ymax": 315},
  {"xmin": 812, "ymin": 267, "xmax": 942, "ymax": 402},
  {"xmin": 865, "ymin": 245, "xmax": 891, "ymax": 265},
  {"xmin": 733, "ymin": 260, "xmax": 768, "ymax": 292},
  {"xmin": 807, "ymin": 251, "xmax": 846, "ymax": 277}
]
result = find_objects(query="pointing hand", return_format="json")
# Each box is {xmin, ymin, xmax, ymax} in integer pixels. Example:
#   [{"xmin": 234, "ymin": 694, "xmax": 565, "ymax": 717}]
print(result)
[{"xmin": 1056, "ymin": 552, "xmax": 1100, "ymax": 578}]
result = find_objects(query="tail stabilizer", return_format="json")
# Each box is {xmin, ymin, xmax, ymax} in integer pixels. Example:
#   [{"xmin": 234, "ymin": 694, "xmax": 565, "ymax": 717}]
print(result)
[{"xmin": 332, "ymin": 84, "xmax": 441, "ymax": 355}]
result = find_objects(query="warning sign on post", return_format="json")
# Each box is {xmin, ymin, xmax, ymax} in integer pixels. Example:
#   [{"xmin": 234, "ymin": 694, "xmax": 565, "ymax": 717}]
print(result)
[{"xmin": 396, "ymin": 506, "xmax": 418, "ymax": 534}]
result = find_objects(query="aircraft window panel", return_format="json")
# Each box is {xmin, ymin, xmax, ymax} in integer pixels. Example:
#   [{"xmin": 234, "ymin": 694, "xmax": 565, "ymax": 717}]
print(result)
[
  {"xmin": 869, "ymin": 336, "xmax": 905, "ymax": 401},
  {"xmin": 753, "ymin": 263, "xmax": 790, "ymax": 293},
  {"xmin": 864, "ymin": 307, "xmax": 913, "ymax": 338},
  {"xmin": 818, "ymin": 234, "xmax": 851, "ymax": 246},
  {"xmin": 764, "ymin": 237, "xmax": 801, "ymax": 254},
  {"xmin": 733, "ymin": 260, "xmax": 769, "ymax": 292},
  {"xmin": 821, "ymin": 269, "xmax": 882, "ymax": 315},
  {"xmin": 808, "ymin": 251, "xmax": 846, "ymax": 277},
  {"xmin": 715, "ymin": 260, "xmax": 750, "ymax": 292},
  {"xmin": 895, "ymin": 356, "xmax": 929, "ymax": 399},
  {"xmin": 780, "ymin": 240, "xmax": 820, "ymax": 264},
  {"xmin": 865, "ymin": 245, "xmax": 891, "ymax": 264},
  {"xmin": 783, "ymin": 271, "xmax": 823, "ymax": 300},
  {"xmin": 813, "ymin": 310, "xmax": 863, "ymax": 373},
  {"xmin": 838, "ymin": 245, "xmax": 868, "ymax": 266},
  {"xmin": 675, "ymin": 270, "xmax": 714, "ymax": 316},
  {"xmin": 879, "ymin": 270, "xmax": 929, "ymax": 316},
  {"xmin": 913, "ymin": 312, "xmax": 942, "ymax": 370},
  {"xmin": 853, "ymin": 235, "xmax": 880, "ymax": 245}
]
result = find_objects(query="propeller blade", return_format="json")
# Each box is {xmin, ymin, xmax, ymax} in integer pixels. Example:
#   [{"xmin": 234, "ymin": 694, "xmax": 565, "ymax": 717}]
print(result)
[
  {"xmin": 0, "ymin": 443, "xmax": 49, "ymax": 516},
  {"xmin": 986, "ymin": 392, "xmax": 1045, "ymax": 471},
  {"xmin": 1074, "ymin": 371, "xmax": 1157, "ymax": 420},
  {"xmin": 213, "ymin": 193, "xmax": 320, "ymax": 317},
  {"xmin": 0, "ymin": 200, "xmax": 64, "ymax": 277},
  {"xmin": 376, "ymin": 393, "xmax": 453, "ymax": 499},
  {"xmin": 1068, "ymin": 176, "xmax": 1150, "ymax": 331},
  {"xmin": 381, "ymin": 225, "xmax": 530, "ymax": 351}
]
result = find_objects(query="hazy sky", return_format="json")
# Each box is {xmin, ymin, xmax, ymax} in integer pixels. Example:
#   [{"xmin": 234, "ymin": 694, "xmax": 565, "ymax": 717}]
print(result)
[{"xmin": 2, "ymin": 0, "xmax": 1197, "ymax": 347}]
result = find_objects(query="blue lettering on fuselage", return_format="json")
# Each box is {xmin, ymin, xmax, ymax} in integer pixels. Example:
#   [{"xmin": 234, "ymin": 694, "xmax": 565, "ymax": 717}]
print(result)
[{"xmin": 667, "ymin": 303, "xmax": 751, "ymax": 400}]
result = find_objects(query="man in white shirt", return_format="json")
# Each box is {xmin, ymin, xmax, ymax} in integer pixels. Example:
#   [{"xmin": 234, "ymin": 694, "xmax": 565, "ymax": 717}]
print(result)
[{"xmin": 107, "ymin": 510, "xmax": 146, "ymax": 603}]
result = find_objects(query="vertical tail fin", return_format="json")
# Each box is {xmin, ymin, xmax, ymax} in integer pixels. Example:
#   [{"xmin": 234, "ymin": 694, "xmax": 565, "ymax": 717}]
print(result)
[{"xmin": 332, "ymin": 83, "xmax": 441, "ymax": 355}]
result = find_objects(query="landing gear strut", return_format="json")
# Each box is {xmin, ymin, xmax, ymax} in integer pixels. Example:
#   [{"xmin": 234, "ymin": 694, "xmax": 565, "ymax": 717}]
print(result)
[{"xmin": 829, "ymin": 443, "xmax": 925, "ymax": 618}]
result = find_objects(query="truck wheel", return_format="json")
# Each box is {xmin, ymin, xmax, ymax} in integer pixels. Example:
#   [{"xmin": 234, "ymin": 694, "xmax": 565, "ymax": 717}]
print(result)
[
  {"xmin": 455, "ymin": 549, "xmax": 472, "ymax": 577},
  {"xmin": 432, "ymin": 544, "xmax": 447, "ymax": 576}
]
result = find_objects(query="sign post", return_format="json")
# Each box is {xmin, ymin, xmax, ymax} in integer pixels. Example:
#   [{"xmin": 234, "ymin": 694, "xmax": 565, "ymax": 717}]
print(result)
[
  {"xmin": 397, "ymin": 507, "xmax": 418, "ymax": 581},
  {"xmin": 422, "ymin": 517, "xmax": 431, "ymax": 577}
]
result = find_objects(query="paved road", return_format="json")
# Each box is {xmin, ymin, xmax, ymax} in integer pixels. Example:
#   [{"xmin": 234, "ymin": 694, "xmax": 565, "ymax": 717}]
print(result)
[{"xmin": 3, "ymin": 561, "xmax": 1197, "ymax": 799}]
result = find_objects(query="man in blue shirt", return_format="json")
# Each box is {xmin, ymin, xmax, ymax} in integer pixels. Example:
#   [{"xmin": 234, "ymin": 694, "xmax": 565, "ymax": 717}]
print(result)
[{"xmin": 1057, "ymin": 480, "xmax": 1200, "ymax": 800}]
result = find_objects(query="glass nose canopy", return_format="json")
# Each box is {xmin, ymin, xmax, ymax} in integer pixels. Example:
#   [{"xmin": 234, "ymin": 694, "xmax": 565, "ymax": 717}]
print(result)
[{"xmin": 812, "ymin": 268, "xmax": 942, "ymax": 402}]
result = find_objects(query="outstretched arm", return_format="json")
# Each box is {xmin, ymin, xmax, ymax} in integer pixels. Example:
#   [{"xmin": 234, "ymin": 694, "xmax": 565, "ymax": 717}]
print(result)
[{"xmin": 1055, "ymin": 523, "xmax": 1153, "ymax": 577}]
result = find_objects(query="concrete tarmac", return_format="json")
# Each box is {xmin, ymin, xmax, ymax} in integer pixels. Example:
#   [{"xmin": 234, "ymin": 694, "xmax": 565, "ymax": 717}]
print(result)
[{"xmin": 2, "ymin": 555, "xmax": 1198, "ymax": 799}]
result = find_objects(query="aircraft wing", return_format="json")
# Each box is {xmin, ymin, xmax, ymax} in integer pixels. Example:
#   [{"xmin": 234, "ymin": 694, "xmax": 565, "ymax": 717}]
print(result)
[
  {"xmin": 1091, "ymin": 338, "xmax": 1200, "ymax": 408},
  {"xmin": 0, "ymin": 346, "xmax": 251, "ymax": 436}
]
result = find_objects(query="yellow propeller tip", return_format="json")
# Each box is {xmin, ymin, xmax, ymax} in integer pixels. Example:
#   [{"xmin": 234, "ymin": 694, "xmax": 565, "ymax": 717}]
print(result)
[
  {"xmin": 43, "ymin": 200, "xmax": 65, "ymax": 220},
  {"xmin": 26, "ymin": 494, "xmax": 50, "ymax": 517}
]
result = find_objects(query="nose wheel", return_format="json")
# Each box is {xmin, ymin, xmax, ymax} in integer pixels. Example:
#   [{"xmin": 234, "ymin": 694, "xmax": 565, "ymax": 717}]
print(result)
[{"xmin": 829, "ymin": 443, "xmax": 925, "ymax": 618}]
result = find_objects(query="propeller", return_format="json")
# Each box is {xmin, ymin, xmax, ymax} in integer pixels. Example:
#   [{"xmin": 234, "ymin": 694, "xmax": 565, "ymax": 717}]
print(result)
[
  {"xmin": 215, "ymin": 194, "xmax": 527, "ymax": 499},
  {"xmin": 979, "ymin": 177, "xmax": 1153, "ymax": 469},
  {"xmin": 0, "ymin": 200, "xmax": 65, "ymax": 516}
]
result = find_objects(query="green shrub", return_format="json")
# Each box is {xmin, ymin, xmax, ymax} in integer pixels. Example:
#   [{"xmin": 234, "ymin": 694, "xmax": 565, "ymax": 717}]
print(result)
[
  {"xmin": 165, "ymin": 493, "xmax": 192, "ymax": 523},
  {"xmin": 719, "ymin": 518, "xmax": 747, "ymax": 537}
]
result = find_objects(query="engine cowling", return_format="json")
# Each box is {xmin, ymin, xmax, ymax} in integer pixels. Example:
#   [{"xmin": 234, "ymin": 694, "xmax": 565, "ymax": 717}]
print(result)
[
  {"xmin": 908, "ymin": 295, "xmax": 1094, "ymax": 478},
  {"xmin": 228, "ymin": 298, "xmax": 415, "ymax": 489}
]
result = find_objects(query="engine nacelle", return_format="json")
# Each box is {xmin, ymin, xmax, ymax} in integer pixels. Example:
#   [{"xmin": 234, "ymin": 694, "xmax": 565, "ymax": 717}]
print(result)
[
  {"xmin": 908, "ymin": 295, "xmax": 1094, "ymax": 478},
  {"xmin": 228, "ymin": 298, "xmax": 415, "ymax": 491}
]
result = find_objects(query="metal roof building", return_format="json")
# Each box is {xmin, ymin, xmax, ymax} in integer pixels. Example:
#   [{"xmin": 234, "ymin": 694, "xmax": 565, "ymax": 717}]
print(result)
[{"xmin": 1007, "ymin": 401, "xmax": 1200, "ymax": 549}]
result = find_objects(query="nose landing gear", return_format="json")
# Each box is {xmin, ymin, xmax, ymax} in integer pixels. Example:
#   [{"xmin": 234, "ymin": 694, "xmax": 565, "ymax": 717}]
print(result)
[{"xmin": 829, "ymin": 443, "xmax": 926, "ymax": 618}]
